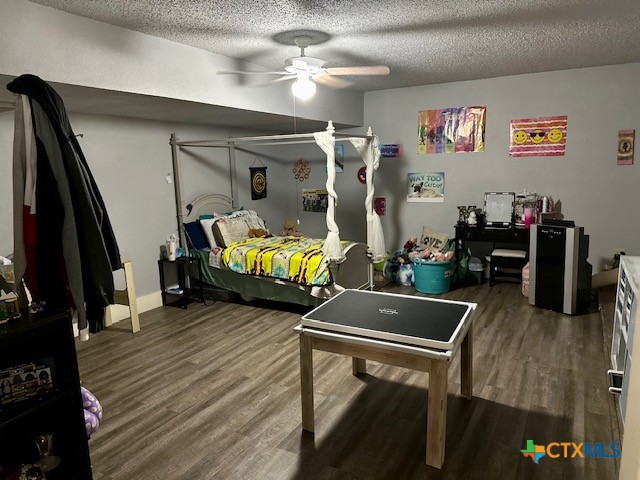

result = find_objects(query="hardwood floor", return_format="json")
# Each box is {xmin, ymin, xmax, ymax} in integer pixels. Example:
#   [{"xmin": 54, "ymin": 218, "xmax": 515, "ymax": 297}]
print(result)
[{"xmin": 76, "ymin": 283, "xmax": 620, "ymax": 479}]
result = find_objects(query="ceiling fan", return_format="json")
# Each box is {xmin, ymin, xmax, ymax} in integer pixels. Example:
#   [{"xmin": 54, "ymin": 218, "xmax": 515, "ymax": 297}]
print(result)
[{"xmin": 220, "ymin": 36, "xmax": 390, "ymax": 101}]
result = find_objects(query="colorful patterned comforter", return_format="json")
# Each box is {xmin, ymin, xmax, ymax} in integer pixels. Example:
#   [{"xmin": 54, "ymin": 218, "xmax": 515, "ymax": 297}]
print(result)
[{"xmin": 222, "ymin": 236, "xmax": 350, "ymax": 286}]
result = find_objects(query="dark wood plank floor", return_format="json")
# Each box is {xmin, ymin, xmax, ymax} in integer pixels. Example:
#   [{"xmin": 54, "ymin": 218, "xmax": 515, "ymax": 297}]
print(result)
[{"xmin": 76, "ymin": 283, "xmax": 620, "ymax": 480}]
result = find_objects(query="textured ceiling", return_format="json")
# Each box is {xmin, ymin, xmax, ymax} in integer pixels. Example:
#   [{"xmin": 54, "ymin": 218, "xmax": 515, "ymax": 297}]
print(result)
[{"xmin": 28, "ymin": 0, "xmax": 640, "ymax": 91}]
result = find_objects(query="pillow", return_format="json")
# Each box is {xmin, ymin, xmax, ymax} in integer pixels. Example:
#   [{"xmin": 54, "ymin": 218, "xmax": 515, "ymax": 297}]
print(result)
[
  {"xmin": 199, "ymin": 218, "xmax": 218, "ymax": 249},
  {"xmin": 199, "ymin": 214, "xmax": 215, "ymax": 220},
  {"xmin": 419, "ymin": 226, "xmax": 449, "ymax": 251},
  {"xmin": 211, "ymin": 210, "xmax": 267, "ymax": 247},
  {"xmin": 183, "ymin": 222, "xmax": 209, "ymax": 250}
]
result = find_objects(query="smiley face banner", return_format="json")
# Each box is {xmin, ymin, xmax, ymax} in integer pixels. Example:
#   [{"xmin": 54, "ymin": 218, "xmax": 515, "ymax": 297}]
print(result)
[{"xmin": 509, "ymin": 115, "xmax": 567, "ymax": 157}]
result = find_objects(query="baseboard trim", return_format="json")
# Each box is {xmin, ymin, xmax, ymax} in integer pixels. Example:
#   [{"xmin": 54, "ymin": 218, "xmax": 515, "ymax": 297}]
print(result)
[
  {"xmin": 107, "ymin": 290, "xmax": 163, "ymax": 324},
  {"xmin": 73, "ymin": 291, "xmax": 163, "ymax": 337}
]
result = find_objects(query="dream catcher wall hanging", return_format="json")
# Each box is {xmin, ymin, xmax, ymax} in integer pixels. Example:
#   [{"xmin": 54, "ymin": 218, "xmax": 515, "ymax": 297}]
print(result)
[{"xmin": 292, "ymin": 158, "xmax": 310, "ymax": 182}]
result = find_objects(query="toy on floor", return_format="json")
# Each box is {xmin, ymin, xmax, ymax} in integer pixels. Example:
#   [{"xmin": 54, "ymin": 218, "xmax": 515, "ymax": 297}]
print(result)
[
  {"xmin": 383, "ymin": 236, "xmax": 456, "ymax": 286},
  {"xmin": 81, "ymin": 386, "xmax": 103, "ymax": 438},
  {"xmin": 281, "ymin": 220, "xmax": 302, "ymax": 237}
]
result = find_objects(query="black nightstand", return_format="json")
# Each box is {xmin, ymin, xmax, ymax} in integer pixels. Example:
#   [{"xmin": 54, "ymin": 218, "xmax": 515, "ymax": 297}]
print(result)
[{"xmin": 158, "ymin": 257, "xmax": 204, "ymax": 309}]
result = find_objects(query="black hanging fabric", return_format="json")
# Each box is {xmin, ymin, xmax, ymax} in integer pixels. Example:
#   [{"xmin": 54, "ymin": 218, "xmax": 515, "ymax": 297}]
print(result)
[
  {"xmin": 250, "ymin": 166, "xmax": 267, "ymax": 200},
  {"xmin": 8, "ymin": 74, "xmax": 121, "ymax": 335}
]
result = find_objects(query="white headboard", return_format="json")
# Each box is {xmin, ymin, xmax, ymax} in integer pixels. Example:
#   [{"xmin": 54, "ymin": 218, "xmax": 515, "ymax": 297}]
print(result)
[{"xmin": 185, "ymin": 194, "xmax": 233, "ymax": 222}]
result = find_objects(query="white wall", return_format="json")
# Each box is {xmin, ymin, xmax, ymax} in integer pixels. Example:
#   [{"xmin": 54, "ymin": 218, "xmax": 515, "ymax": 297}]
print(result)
[
  {"xmin": 268, "ymin": 141, "xmax": 369, "ymax": 243},
  {"xmin": 0, "ymin": 0, "xmax": 363, "ymax": 126},
  {"xmin": 363, "ymin": 63, "xmax": 640, "ymax": 269},
  {"xmin": 0, "ymin": 111, "xmax": 296, "ymax": 297}
]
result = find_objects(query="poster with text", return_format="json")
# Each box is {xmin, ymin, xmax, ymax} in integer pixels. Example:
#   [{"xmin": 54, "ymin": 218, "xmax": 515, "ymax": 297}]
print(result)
[
  {"xmin": 618, "ymin": 130, "xmax": 635, "ymax": 165},
  {"xmin": 418, "ymin": 106, "xmax": 486, "ymax": 154},
  {"xmin": 509, "ymin": 115, "xmax": 567, "ymax": 157},
  {"xmin": 302, "ymin": 189, "xmax": 328, "ymax": 213},
  {"xmin": 407, "ymin": 172, "xmax": 444, "ymax": 202}
]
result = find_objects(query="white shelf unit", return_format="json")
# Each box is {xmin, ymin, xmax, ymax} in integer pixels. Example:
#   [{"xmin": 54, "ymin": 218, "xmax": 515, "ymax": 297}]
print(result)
[{"xmin": 611, "ymin": 256, "xmax": 640, "ymax": 423}]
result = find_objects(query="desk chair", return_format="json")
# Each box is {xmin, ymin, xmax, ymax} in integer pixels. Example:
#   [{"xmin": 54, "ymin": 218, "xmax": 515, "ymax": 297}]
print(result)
[{"xmin": 490, "ymin": 249, "xmax": 528, "ymax": 286}]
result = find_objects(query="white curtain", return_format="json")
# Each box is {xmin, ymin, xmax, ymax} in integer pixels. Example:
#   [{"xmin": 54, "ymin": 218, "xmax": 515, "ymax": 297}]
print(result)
[
  {"xmin": 350, "ymin": 133, "xmax": 386, "ymax": 262},
  {"xmin": 314, "ymin": 128, "xmax": 345, "ymax": 262}
]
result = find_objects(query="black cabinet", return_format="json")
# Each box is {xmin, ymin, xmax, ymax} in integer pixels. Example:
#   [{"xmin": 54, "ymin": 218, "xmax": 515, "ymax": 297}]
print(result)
[
  {"xmin": 158, "ymin": 257, "xmax": 204, "ymax": 309},
  {"xmin": 0, "ymin": 310, "xmax": 92, "ymax": 479}
]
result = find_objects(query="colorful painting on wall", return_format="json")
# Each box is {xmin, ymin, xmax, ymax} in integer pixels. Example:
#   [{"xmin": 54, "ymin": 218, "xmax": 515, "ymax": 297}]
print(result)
[
  {"xmin": 418, "ymin": 106, "xmax": 486, "ymax": 154},
  {"xmin": 407, "ymin": 172, "xmax": 444, "ymax": 203},
  {"xmin": 618, "ymin": 130, "xmax": 635, "ymax": 165},
  {"xmin": 509, "ymin": 115, "xmax": 567, "ymax": 157}
]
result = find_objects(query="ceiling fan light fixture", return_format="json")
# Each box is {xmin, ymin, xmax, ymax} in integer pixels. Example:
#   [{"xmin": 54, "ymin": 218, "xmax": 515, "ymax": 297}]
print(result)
[{"xmin": 291, "ymin": 74, "xmax": 316, "ymax": 101}]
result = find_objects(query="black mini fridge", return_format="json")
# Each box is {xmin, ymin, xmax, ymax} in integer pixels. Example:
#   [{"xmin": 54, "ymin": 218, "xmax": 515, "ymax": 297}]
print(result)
[{"xmin": 529, "ymin": 221, "xmax": 592, "ymax": 315}]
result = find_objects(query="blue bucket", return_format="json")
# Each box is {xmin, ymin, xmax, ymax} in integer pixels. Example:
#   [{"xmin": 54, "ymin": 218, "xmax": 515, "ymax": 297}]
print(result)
[{"xmin": 412, "ymin": 259, "xmax": 454, "ymax": 294}]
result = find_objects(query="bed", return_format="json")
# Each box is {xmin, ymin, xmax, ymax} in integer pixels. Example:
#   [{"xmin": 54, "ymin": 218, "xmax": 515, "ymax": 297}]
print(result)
[
  {"xmin": 172, "ymin": 122, "xmax": 385, "ymax": 306},
  {"xmin": 184, "ymin": 194, "xmax": 373, "ymax": 306}
]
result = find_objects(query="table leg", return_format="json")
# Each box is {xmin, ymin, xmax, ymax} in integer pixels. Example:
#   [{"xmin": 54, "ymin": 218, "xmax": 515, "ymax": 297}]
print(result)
[
  {"xmin": 352, "ymin": 357, "xmax": 366, "ymax": 376},
  {"xmin": 426, "ymin": 360, "xmax": 448, "ymax": 469},
  {"xmin": 461, "ymin": 327, "xmax": 473, "ymax": 399},
  {"xmin": 300, "ymin": 333, "xmax": 315, "ymax": 432}
]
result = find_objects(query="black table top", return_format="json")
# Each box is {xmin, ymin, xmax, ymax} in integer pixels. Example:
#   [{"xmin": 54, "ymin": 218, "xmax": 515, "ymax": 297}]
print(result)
[{"xmin": 301, "ymin": 290, "xmax": 474, "ymax": 350}]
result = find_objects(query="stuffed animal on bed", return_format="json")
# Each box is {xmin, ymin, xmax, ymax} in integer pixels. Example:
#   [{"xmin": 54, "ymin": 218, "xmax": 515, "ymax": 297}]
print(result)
[
  {"xmin": 248, "ymin": 228, "xmax": 269, "ymax": 238},
  {"xmin": 281, "ymin": 220, "xmax": 302, "ymax": 237}
]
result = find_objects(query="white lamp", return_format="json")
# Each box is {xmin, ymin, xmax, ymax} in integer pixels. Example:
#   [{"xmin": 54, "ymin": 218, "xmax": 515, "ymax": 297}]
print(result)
[{"xmin": 291, "ymin": 73, "xmax": 316, "ymax": 101}]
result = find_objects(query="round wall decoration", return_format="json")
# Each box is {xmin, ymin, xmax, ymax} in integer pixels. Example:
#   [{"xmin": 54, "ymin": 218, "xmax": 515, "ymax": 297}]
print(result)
[
  {"xmin": 293, "ymin": 158, "xmax": 311, "ymax": 182},
  {"xmin": 357, "ymin": 166, "xmax": 367, "ymax": 184},
  {"xmin": 252, "ymin": 170, "xmax": 266, "ymax": 194}
]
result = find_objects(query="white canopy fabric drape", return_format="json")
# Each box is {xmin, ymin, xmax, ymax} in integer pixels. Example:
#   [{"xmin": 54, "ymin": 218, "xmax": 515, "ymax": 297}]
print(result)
[
  {"xmin": 350, "ymin": 132, "xmax": 386, "ymax": 262},
  {"xmin": 314, "ymin": 124, "xmax": 345, "ymax": 263}
]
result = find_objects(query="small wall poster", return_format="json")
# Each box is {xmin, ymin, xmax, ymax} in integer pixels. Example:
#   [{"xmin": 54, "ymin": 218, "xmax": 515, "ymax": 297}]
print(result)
[
  {"xmin": 302, "ymin": 189, "xmax": 328, "ymax": 213},
  {"xmin": 374, "ymin": 196, "xmax": 386, "ymax": 215},
  {"xmin": 250, "ymin": 167, "xmax": 267, "ymax": 200},
  {"xmin": 407, "ymin": 172, "xmax": 444, "ymax": 203},
  {"xmin": 618, "ymin": 130, "xmax": 635, "ymax": 165},
  {"xmin": 379, "ymin": 144, "xmax": 402, "ymax": 158},
  {"xmin": 418, "ymin": 107, "xmax": 486, "ymax": 154},
  {"xmin": 509, "ymin": 115, "xmax": 567, "ymax": 157}
]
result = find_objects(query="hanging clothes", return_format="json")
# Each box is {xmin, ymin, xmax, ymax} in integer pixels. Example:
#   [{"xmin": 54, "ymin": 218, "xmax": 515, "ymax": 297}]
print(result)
[{"xmin": 8, "ymin": 74, "xmax": 121, "ymax": 337}]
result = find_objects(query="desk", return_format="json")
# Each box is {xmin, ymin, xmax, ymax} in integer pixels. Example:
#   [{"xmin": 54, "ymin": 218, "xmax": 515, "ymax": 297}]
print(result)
[
  {"xmin": 454, "ymin": 224, "xmax": 529, "ymax": 261},
  {"xmin": 295, "ymin": 290, "xmax": 477, "ymax": 469}
]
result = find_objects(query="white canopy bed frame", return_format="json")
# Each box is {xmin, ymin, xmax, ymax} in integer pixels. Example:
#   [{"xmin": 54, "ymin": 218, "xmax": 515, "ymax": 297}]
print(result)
[{"xmin": 169, "ymin": 121, "xmax": 385, "ymax": 301}]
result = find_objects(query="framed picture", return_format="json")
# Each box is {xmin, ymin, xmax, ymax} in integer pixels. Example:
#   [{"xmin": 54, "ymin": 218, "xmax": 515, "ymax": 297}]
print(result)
[
  {"xmin": 334, "ymin": 144, "xmax": 344, "ymax": 173},
  {"xmin": 407, "ymin": 172, "xmax": 444, "ymax": 202}
]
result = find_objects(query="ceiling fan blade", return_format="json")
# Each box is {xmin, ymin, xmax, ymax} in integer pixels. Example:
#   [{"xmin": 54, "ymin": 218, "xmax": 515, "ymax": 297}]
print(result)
[
  {"xmin": 314, "ymin": 75, "xmax": 353, "ymax": 89},
  {"xmin": 218, "ymin": 71, "xmax": 288, "ymax": 75},
  {"xmin": 266, "ymin": 75, "xmax": 297, "ymax": 84},
  {"xmin": 325, "ymin": 66, "xmax": 390, "ymax": 76}
]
